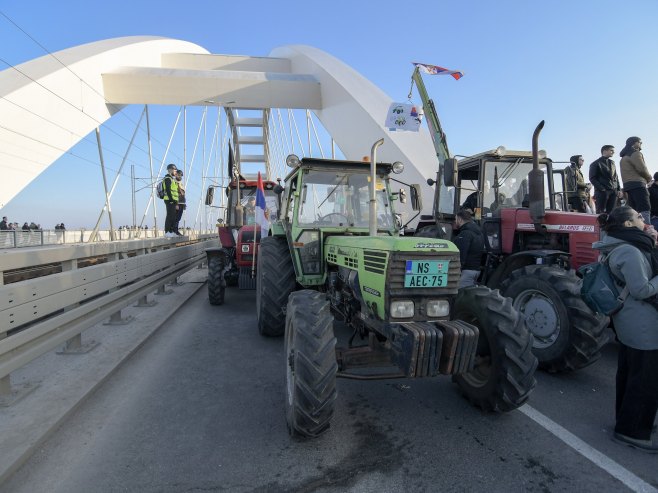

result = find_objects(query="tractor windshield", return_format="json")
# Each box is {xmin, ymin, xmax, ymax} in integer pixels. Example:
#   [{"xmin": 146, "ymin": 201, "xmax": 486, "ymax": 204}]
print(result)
[
  {"xmin": 297, "ymin": 170, "xmax": 395, "ymax": 228},
  {"xmin": 483, "ymin": 160, "xmax": 553, "ymax": 212},
  {"xmin": 229, "ymin": 187, "xmax": 280, "ymax": 224}
]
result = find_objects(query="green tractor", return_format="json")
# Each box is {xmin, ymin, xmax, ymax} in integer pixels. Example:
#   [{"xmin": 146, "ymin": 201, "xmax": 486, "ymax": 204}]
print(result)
[{"xmin": 256, "ymin": 141, "xmax": 538, "ymax": 438}]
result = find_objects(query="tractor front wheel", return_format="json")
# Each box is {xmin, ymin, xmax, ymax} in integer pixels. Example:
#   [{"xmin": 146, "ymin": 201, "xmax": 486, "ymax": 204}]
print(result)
[
  {"xmin": 256, "ymin": 237, "xmax": 296, "ymax": 336},
  {"xmin": 284, "ymin": 290, "xmax": 337, "ymax": 438},
  {"xmin": 452, "ymin": 286, "xmax": 537, "ymax": 412},
  {"xmin": 499, "ymin": 265, "xmax": 608, "ymax": 373},
  {"xmin": 207, "ymin": 255, "xmax": 226, "ymax": 305}
]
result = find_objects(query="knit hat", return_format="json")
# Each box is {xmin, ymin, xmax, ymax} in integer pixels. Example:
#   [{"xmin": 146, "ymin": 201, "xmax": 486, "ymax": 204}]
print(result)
[{"xmin": 569, "ymin": 155, "xmax": 582, "ymax": 165}]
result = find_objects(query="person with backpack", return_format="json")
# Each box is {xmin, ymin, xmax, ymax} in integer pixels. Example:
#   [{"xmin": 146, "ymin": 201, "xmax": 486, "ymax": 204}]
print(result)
[
  {"xmin": 593, "ymin": 206, "xmax": 658, "ymax": 453},
  {"xmin": 162, "ymin": 163, "xmax": 179, "ymax": 238},
  {"xmin": 174, "ymin": 169, "xmax": 186, "ymax": 236}
]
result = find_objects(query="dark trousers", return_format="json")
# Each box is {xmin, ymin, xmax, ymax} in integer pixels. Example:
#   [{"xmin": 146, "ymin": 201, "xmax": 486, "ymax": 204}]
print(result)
[
  {"xmin": 175, "ymin": 204, "xmax": 185, "ymax": 233},
  {"xmin": 615, "ymin": 344, "xmax": 658, "ymax": 440},
  {"xmin": 164, "ymin": 201, "xmax": 177, "ymax": 233},
  {"xmin": 594, "ymin": 189, "xmax": 618, "ymax": 214},
  {"xmin": 568, "ymin": 196, "xmax": 587, "ymax": 213},
  {"xmin": 626, "ymin": 187, "xmax": 651, "ymax": 217}
]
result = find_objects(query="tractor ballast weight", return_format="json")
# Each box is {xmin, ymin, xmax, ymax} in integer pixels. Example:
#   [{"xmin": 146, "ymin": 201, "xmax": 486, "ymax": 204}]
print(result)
[{"xmin": 257, "ymin": 149, "xmax": 537, "ymax": 438}]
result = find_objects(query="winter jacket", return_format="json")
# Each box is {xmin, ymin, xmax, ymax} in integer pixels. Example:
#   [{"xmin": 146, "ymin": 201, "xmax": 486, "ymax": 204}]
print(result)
[
  {"xmin": 565, "ymin": 164, "xmax": 588, "ymax": 199},
  {"xmin": 589, "ymin": 157, "xmax": 620, "ymax": 192},
  {"xmin": 453, "ymin": 221, "xmax": 484, "ymax": 270},
  {"xmin": 592, "ymin": 234, "xmax": 658, "ymax": 350},
  {"xmin": 620, "ymin": 150, "xmax": 651, "ymax": 191}
]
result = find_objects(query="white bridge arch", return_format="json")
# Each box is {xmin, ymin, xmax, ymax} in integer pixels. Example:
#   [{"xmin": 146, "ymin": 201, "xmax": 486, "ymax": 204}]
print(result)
[{"xmin": 0, "ymin": 36, "xmax": 438, "ymax": 219}]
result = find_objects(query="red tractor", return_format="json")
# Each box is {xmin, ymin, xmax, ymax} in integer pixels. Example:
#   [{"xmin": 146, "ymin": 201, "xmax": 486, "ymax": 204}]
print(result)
[
  {"xmin": 205, "ymin": 176, "xmax": 280, "ymax": 305},
  {"xmin": 409, "ymin": 67, "xmax": 607, "ymax": 372},
  {"xmin": 415, "ymin": 121, "xmax": 608, "ymax": 373}
]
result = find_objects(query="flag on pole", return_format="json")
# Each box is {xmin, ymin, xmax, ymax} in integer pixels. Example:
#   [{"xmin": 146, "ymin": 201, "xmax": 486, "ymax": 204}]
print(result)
[
  {"xmin": 255, "ymin": 172, "xmax": 270, "ymax": 238},
  {"xmin": 412, "ymin": 62, "xmax": 463, "ymax": 80}
]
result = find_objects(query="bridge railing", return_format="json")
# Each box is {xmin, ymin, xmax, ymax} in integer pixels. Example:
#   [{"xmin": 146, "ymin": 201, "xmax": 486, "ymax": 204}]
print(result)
[
  {"xmin": 0, "ymin": 229, "xmax": 215, "ymax": 248},
  {"xmin": 0, "ymin": 233, "xmax": 217, "ymax": 396}
]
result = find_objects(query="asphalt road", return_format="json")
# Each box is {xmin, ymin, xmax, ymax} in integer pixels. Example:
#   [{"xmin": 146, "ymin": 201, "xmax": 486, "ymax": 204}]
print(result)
[{"xmin": 3, "ymin": 287, "xmax": 657, "ymax": 493}]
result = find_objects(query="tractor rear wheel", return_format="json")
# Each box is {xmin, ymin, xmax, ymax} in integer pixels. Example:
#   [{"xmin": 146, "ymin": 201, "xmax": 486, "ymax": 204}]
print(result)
[
  {"xmin": 452, "ymin": 286, "xmax": 537, "ymax": 412},
  {"xmin": 207, "ymin": 255, "xmax": 226, "ymax": 305},
  {"xmin": 499, "ymin": 265, "xmax": 608, "ymax": 373},
  {"xmin": 285, "ymin": 290, "xmax": 337, "ymax": 438},
  {"xmin": 256, "ymin": 237, "xmax": 296, "ymax": 336}
]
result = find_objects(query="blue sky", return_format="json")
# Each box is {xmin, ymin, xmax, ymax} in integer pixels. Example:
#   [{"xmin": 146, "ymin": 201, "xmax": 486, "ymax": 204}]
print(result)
[{"xmin": 1, "ymin": 0, "xmax": 657, "ymax": 229}]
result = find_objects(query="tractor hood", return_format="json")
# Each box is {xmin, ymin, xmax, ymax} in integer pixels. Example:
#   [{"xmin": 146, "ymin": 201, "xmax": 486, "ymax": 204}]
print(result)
[{"xmin": 325, "ymin": 235, "xmax": 458, "ymax": 254}]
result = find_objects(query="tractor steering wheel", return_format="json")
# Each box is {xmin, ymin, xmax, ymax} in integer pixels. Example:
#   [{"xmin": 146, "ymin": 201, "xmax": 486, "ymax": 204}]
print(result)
[{"xmin": 317, "ymin": 212, "xmax": 349, "ymax": 225}]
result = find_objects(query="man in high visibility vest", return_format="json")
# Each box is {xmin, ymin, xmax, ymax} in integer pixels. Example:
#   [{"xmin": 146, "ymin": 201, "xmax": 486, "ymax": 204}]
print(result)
[{"xmin": 163, "ymin": 163, "xmax": 179, "ymax": 237}]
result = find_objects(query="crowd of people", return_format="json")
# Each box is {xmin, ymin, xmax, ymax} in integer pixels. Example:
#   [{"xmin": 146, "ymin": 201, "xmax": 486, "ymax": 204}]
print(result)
[
  {"xmin": 453, "ymin": 136, "xmax": 658, "ymax": 453},
  {"xmin": 0, "ymin": 217, "xmax": 68, "ymax": 231}
]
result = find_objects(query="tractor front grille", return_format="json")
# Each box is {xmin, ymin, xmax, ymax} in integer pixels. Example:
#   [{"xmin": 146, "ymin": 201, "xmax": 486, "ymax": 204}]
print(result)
[{"xmin": 387, "ymin": 250, "xmax": 461, "ymax": 296}]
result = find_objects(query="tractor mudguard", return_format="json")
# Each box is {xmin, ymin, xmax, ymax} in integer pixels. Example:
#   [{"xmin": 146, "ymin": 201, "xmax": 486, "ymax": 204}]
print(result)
[{"xmin": 486, "ymin": 249, "xmax": 569, "ymax": 290}]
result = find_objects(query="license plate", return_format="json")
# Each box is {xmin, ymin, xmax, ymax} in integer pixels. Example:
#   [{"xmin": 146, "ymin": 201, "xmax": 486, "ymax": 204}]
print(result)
[{"xmin": 404, "ymin": 260, "xmax": 450, "ymax": 288}]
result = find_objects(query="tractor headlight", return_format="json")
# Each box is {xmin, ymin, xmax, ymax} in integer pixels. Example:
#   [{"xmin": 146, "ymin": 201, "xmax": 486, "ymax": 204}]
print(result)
[
  {"xmin": 392, "ymin": 161, "xmax": 404, "ymax": 174},
  {"xmin": 286, "ymin": 154, "xmax": 301, "ymax": 168},
  {"xmin": 427, "ymin": 299, "xmax": 450, "ymax": 317},
  {"xmin": 391, "ymin": 300, "xmax": 414, "ymax": 318}
]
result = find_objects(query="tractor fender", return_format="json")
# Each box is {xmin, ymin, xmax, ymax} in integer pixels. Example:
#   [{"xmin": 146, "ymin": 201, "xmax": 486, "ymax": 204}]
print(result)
[
  {"xmin": 205, "ymin": 247, "xmax": 230, "ymax": 261},
  {"xmin": 487, "ymin": 250, "xmax": 570, "ymax": 289}
]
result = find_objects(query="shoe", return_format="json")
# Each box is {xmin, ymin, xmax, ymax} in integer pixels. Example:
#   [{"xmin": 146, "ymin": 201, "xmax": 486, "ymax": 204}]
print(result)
[
  {"xmin": 175, "ymin": 231, "xmax": 183, "ymax": 236},
  {"xmin": 165, "ymin": 232, "xmax": 175, "ymax": 238},
  {"xmin": 612, "ymin": 432, "xmax": 658, "ymax": 453}
]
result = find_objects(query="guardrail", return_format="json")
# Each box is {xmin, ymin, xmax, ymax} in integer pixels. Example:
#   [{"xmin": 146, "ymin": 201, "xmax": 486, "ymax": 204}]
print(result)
[
  {"xmin": 0, "ymin": 233, "xmax": 217, "ymax": 396},
  {"xmin": 0, "ymin": 229, "xmax": 216, "ymax": 249}
]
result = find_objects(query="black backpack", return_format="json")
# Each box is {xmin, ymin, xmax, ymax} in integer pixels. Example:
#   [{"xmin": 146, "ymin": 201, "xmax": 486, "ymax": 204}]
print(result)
[{"xmin": 578, "ymin": 250, "xmax": 629, "ymax": 316}]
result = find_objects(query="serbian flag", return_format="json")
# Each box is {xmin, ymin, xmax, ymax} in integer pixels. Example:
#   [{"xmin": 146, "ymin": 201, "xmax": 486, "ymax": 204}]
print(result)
[
  {"xmin": 412, "ymin": 62, "xmax": 463, "ymax": 80},
  {"xmin": 255, "ymin": 172, "xmax": 270, "ymax": 238}
]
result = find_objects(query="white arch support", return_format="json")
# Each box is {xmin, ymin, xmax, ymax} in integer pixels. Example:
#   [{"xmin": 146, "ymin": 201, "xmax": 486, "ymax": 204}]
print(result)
[
  {"xmin": 0, "ymin": 36, "xmax": 209, "ymax": 208},
  {"xmin": 1, "ymin": 37, "xmax": 439, "ymax": 220}
]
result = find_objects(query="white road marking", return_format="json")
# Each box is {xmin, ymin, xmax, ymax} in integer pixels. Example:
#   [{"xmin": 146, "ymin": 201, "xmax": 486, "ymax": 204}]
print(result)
[{"xmin": 519, "ymin": 405, "xmax": 658, "ymax": 493}]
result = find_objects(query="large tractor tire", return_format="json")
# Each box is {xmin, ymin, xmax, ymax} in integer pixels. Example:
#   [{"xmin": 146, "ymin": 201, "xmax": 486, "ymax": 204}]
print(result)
[
  {"xmin": 284, "ymin": 290, "xmax": 337, "ymax": 438},
  {"xmin": 207, "ymin": 255, "xmax": 226, "ymax": 306},
  {"xmin": 256, "ymin": 237, "xmax": 296, "ymax": 337},
  {"xmin": 499, "ymin": 265, "xmax": 608, "ymax": 373},
  {"xmin": 452, "ymin": 286, "xmax": 537, "ymax": 412}
]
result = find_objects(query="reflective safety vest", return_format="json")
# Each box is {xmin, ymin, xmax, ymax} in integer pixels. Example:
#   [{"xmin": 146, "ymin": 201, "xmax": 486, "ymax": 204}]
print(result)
[{"xmin": 164, "ymin": 175, "xmax": 179, "ymax": 202}]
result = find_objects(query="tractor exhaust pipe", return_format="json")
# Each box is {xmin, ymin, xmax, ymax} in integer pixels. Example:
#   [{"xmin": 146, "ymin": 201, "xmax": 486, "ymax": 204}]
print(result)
[
  {"xmin": 370, "ymin": 138, "xmax": 385, "ymax": 236},
  {"xmin": 528, "ymin": 120, "xmax": 546, "ymax": 229}
]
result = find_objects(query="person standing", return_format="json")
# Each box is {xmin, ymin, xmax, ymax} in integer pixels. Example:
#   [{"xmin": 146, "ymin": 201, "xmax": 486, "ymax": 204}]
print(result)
[
  {"xmin": 452, "ymin": 209, "xmax": 484, "ymax": 288},
  {"xmin": 0, "ymin": 216, "xmax": 8, "ymax": 230},
  {"xmin": 174, "ymin": 170, "xmax": 186, "ymax": 236},
  {"xmin": 593, "ymin": 206, "xmax": 658, "ymax": 453},
  {"xmin": 590, "ymin": 145, "xmax": 623, "ymax": 213},
  {"xmin": 620, "ymin": 137, "xmax": 652, "ymax": 224},
  {"xmin": 565, "ymin": 155, "xmax": 588, "ymax": 212},
  {"xmin": 162, "ymin": 163, "xmax": 179, "ymax": 237}
]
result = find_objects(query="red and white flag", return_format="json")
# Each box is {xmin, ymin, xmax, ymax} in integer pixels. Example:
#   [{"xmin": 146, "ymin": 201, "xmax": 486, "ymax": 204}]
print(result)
[
  {"xmin": 255, "ymin": 172, "xmax": 270, "ymax": 238},
  {"xmin": 412, "ymin": 62, "xmax": 463, "ymax": 80}
]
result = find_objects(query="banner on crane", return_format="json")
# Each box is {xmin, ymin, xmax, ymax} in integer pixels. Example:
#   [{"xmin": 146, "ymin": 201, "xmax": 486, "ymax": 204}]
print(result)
[
  {"xmin": 412, "ymin": 62, "xmax": 464, "ymax": 80},
  {"xmin": 385, "ymin": 103, "xmax": 423, "ymax": 132}
]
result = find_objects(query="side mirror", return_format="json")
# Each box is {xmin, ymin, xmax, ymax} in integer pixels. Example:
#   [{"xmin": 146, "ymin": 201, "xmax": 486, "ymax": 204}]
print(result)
[
  {"xmin": 273, "ymin": 184, "xmax": 284, "ymax": 194},
  {"xmin": 443, "ymin": 158, "xmax": 458, "ymax": 187},
  {"xmin": 410, "ymin": 184, "xmax": 423, "ymax": 211},
  {"xmin": 399, "ymin": 188, "xmax": 407, "ymax": 204},
  {"xmin": 205, "ymin": 187, "xmax": 215, "ymax": 206},
  {"xmin": 426, "ymin": 177, "xmax": 436, "ymax": 187}
]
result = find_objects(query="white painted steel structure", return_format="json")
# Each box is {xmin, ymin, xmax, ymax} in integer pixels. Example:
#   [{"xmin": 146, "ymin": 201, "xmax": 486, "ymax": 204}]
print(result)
[{"xmin": 1, "ymin": 36, "xmax": 438, "ymax": 218}]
